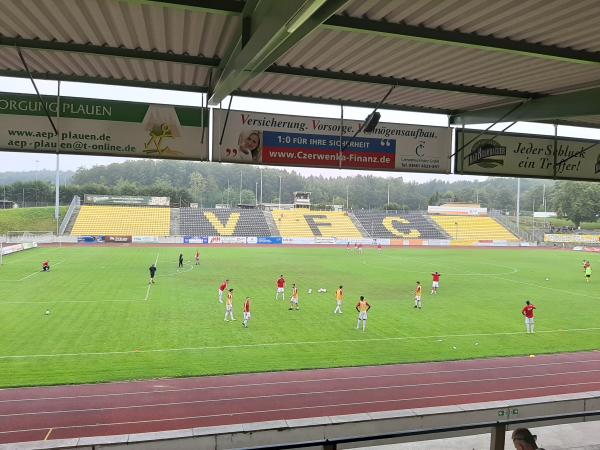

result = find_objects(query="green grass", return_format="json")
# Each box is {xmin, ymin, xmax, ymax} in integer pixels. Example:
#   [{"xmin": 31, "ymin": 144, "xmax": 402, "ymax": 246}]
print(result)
[
  {"xmin": 0, "ymin": 206, "xmax": 67, "ymax": 234},
  {"xmin": 0, "ymin": 246, "xmax": 599, "ymax": 388}
]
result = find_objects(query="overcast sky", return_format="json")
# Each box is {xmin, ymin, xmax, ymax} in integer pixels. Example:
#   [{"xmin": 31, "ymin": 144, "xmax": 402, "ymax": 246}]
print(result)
[{"xmin": 2, "ymin": 76, "xmax": 600, "ymax": 182}]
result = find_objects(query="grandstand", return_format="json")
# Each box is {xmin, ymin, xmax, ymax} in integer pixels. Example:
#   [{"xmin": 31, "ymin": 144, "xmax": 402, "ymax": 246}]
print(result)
[
  {"xmin": 352, "ymin": 211, "xmax": 449, "ymax": 239},
  {"xmin": 430, "ymin": 215, "xmax": 518, "ymax": 241},
  {"xmin": 180, "ymin": 208, "xmax": 272, "ymax": 237},
  {"xmin": 272, "ymin": 209, "xmax": 363, "ymax": 238},
  {"xmin": 71, "ymin": 205, "xmax": 171, "ymax": 236}
]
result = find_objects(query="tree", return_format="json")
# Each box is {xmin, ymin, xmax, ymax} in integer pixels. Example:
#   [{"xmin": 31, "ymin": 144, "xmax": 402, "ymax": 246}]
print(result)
[
  {"xmin": 552, "ymin": 181, "xmax": 600, "ymax": 226},
  {"xmin": 189, "ymin": 172, "xmax": 208, "ymax": 206}
]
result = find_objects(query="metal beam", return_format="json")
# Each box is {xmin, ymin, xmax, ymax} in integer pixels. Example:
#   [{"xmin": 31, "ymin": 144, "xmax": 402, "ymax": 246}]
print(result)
[
  {"xmin": 0, "ymin": 70, "xmax": 207, "ymax": 93},
  {"xmin": 267, "ymin": 65, "xmax": 535, "ymax": 99},
  {"xmin": 120, "ymin": 0, "xmax": 243, "ymax": 15},
  {"xmin": 324, "ymin": 15, "xmax": 600, "ymax": 66},
  {"xmin": 208, "ymin": 0, "xmax": 351, "ymax": 105},
  {"xmin": 0, "ymin": 36, "xmax": 219, "ymax": 67},
  {"xmin": 450, "ymin": 86, "xmax": 600, "ymax": 125}
]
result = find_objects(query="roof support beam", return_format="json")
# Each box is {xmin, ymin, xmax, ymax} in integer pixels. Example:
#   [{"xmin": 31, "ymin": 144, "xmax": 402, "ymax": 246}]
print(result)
[
  {"xmin": 324, "ymin": 15, "xmax": 600, "ymax": 66},
  {"xmin": 0, "ymin": 36, "xmax": 220, "ymax": 67},
  {"xmin": 450, "ymin": 87, "xmax": 600, "ymax": 125},
  {"xmin": 267, "ymin": 66, "xmax": 535, "ymax": 99},
  {"xmin": 208, "ymin": 0, "xmax": 350, "ymax": 105},
  {"xmin": 120, "ymin": 1, "xmax": 243, "ymax": 15}
]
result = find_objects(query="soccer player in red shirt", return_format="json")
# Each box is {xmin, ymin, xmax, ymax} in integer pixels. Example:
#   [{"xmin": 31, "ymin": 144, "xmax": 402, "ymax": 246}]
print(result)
[
  {"xmin": 242, "ymin": 297, "xmax": 251, "ymax": 328},
  {"xmin": 521, "ymin": 300, "xmax": 536, "ymax": 333},
  {"xmin": 218, "ymin": 279, "xmax": 229, "ymax": 303},
  {"xmin": 431, "ymin": 272, "xmax": 441, "ymax": 294},
  {"xmin": 275, "ymin": 275, "xmax": 286, "ymax": 300}
]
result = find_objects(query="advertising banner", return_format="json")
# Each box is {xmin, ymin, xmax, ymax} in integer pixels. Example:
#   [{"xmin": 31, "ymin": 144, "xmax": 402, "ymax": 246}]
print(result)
[
  {"xmin": 183, "ymin": 236, "xmax": 209, "ymax": 244},
  {"xmin": 221, "ymin": 236, "xmax": 247, "ymax": 244},
  {"xmin": 544, "ymin": 234, "xmax": 600, "ymax": 243},
  {"xmin": 213, "ymin": 109, "xmax": 451, "ymax": 173},
  {"xmin": 85, "ymin": 195, "xmax": 170, "ymax": 206},
  {"xmin": 246, "ymin": 237, "xmax": 258, "ymax": 244},
  {"xmin": 104, "ymin": 235, "xmax": 132, "ymax": 243},
  {"xmin": 77, "ymin": 236, "xmax": 103, "ymax": 243},
  {"xmin": 0, "ymin": 92, "xmax": 208, "ymax": 160},
  {"xmin": 132, "ymin": 236, "xmax": 159, "ymax": 244},
  {"xmin": 257, "ymin": 237, "xmax": 283, "ymax": 244},
  {"xmin": 455, "ymin": 129, "xmax": 600, "ymax": 180}
]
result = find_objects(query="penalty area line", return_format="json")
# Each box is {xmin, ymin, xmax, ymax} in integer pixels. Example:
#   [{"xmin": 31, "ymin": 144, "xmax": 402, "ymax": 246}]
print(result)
[{"xmin": 1, "ymin": 327, "xmax": 600, "ymax": 360}]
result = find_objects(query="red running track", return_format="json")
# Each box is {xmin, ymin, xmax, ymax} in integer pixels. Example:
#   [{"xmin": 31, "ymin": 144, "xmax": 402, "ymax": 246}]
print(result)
[{"xmin": 1, "ymin": 351, "xmax": 600, "ymax": 445}]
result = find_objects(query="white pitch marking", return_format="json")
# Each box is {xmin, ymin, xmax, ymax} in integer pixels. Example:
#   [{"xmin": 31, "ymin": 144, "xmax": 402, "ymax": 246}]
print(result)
[
  {"xmin": 0, "ymin": 261, "xmax": 65, "ymax": 282},
  {"xmin": 1, "ymin": 327, "xmax": 599, "ymax": 360}
]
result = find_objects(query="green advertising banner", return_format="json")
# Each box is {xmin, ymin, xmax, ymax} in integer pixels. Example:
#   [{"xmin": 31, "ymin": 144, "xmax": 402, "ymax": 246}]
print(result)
[{"xmin": 0, "ymin": 93, "xmax": 208, "ymax": 160}]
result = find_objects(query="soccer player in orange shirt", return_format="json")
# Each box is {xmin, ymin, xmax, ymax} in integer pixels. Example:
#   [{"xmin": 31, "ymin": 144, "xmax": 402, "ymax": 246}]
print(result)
[
  {"xmin": 355, "ymin": 295, "xmax": 371, "ymax": 331},
  {"xmin": 414, "ymin": 281, "xmax": 422, "ymax": 309},
  {"xmin": 242, "ymin": 297, "xmax": 251, "ymax": 328},
  {"xmin": 224, "ymin": 289, "xmax": 235, "ymax": 322},
  {"xmin": 334, "ymin": 285, "xmax": 344, "ymax": 314},
  {"xmin": 195, "ymin": 249, "xmax": 200, "ymax": 265},
  {"xmin": 289, "ymin": 283, "xmax": 299, "ymax": 310}
]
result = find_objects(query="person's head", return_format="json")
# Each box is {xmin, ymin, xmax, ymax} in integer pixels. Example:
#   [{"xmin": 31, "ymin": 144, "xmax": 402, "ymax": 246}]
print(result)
[
  {"xmin": 280, "ymin": 274, "xmax": 284, "ymax": 278},
  {"xmin": 417, "ymin": 281, "xmax": 421, "ymax": 285},
  {"xmin": 526, "ymin": 300, "xmax": 531, "ymax": 305},
  {"xmin": 292, "ymin": 283, "xmax": 296, "ymax": 288},
  {"xmin": 229, "ymin": 288, "xmax": 233, "ymax": 292},
  {"xmin": 511, "ymin": 428, "xmax": 538, "ymax": 449},
  {"xmin": 339, "ymin": 285, "xmax": 343, "ymax": 289},
  {"xmin": 245, "ymin": 296, "xmax": 250, "ymax": 302},
  {"xmin": 238, "ymin": 131, "xmax": 261, "ymax": 153},
  {"xmin": 360, "ymin": 295, "xmax": 364, "ymax": 301},
  {"xmin": 435, "ymin": 271, "xmax": 439, "ymax": 275}
]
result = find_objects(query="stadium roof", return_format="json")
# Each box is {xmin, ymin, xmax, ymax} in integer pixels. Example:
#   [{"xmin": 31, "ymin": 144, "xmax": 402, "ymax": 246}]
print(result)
[{"xmin": 2, "ymin": 0, "xmax": 600, "ymax": 128}]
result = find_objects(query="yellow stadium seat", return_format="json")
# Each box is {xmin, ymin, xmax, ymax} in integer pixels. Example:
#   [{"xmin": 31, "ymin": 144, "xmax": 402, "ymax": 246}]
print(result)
[
  {"xmin": 429, "ymin": 216, "xmax": 518, "ymax": 241},
  {"xmin": 272, "ymin": 210, "xmax": 363, "ymax": 238},
  {"xmin": 71, "ymin": 206, "xmax": 170, "ymax": 236}
]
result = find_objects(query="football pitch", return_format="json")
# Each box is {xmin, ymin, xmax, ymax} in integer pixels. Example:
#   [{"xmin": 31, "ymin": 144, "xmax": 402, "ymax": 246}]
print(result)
[{"xmin": 1, "ymin": 245, "xmax": 599, "ymax": 388}]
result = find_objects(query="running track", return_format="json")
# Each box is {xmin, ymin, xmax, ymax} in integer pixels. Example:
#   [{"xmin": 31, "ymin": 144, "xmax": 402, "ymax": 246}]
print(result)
[{"xmin": 1, "ymin": 351, "xmax": 600, "ymax": 445}]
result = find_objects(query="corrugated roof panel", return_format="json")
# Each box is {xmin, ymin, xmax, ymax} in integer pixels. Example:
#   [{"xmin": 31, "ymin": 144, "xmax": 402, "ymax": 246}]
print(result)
[
  {"xmin": 0, "ymin": 0, "xmax": 239, "ymax": 58},
  {"xmin": 340, "ymin": 0, "xmax": 600, "ymax": 52},
  {"xmin": 242, "ymin": 73, "xmax": 502, "ymax": 112},
  {"xmin": 0, "ymin": 47, "xmax": 210, "ymax": 88},
  {"xmin": 279, "ymin": 29, "xmax": 600, "ymax": 95}
]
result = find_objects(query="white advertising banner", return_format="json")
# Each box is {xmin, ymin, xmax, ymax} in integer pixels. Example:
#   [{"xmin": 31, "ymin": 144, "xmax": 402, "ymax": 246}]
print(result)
[
  {"xmin": 213, "ymin": 109, "xmax": 451, "ymax": 173},
  {"xmin": 455, "ymin": 129, "xmax": 600, "ymax": 180},
  {"xmin": 0, "ymin": 93, "xmax": 208, "ymax": 160},
  {"xmin": 544, "ymin": 234, "xmax": 600, "ymax": 243}
]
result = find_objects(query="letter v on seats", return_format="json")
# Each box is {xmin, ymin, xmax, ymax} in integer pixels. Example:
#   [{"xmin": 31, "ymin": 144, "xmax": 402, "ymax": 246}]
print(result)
[{"xmin": 204, "ymin": 212, "xmax": 240, "ymax": 236}]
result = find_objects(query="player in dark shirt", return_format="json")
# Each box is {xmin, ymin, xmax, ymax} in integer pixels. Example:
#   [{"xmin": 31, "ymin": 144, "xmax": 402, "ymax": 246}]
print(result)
[
  {"xmin": 178, "ymin": 253, "xmax": 184, "ymax": 268},
  {"xmin": 149, "ymin": 264, "xmax": 157, "ymax": 284}
]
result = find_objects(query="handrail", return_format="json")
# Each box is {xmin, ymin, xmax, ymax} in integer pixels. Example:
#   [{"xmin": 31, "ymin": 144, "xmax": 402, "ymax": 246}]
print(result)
[
  {"xmin": 58, "ymin": 195, "xmax": 80, "ymax": 235},
  {"xmin": 244, "ymin": 409, "xmax": 600, "ymax": 450}
]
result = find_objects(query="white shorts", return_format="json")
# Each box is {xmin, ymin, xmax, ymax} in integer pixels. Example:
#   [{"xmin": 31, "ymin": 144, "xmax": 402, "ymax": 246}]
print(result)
[
  {"xmin": 336, "ymin": 300, "xmax": 342, "ymax": 306},
  {"xmin": 415, "ymin": 295, "xmax": 421, "ymax": 301},
  {"xmin": 432, "ymin": 281, "xmax": 439, "ymax": 288},
  {"xmin": 244, "ymin": 312, "xmax": 251, "ymax": 320},
  {"xmin": 226, "ymin": 304, "xmax": 232, "ymax": 311},
  {"xmin": 358, "ymin": 311, "xmax": 368, "ymax": 320},
  {"xmin": 291, "ymin": 298, "xmax": 298, "ymax": 304},
  {"xmin": 218, "ymin": 289, "xmax": 224, "ymax": 298},
  {"xmin": 525, "ymin": 317, "xmax": 534, "ymax": 325},
  {"xmin": 277, "ymin": 287, "xmax": 284, "ymax": 293}
]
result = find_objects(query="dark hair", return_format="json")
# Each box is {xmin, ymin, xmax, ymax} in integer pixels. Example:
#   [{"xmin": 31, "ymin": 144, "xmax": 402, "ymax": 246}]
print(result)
[
  {"xmin": 512, "ymin": 428, "xmax": 537, "ymax": 447},
  {"xmin": 360, "ymin": 295, "xmax": 364, "ymax": 300},
  {"xmin": 229, "ymin": 288, "xmax": 234, "ymax": 292},
  {"xmin": 339, "ymin": 285, "xmax": 343, "ymax": 288},
  {"xmin": 526, "ymin": 300, "xmax": 530, "ymax": 305}
]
